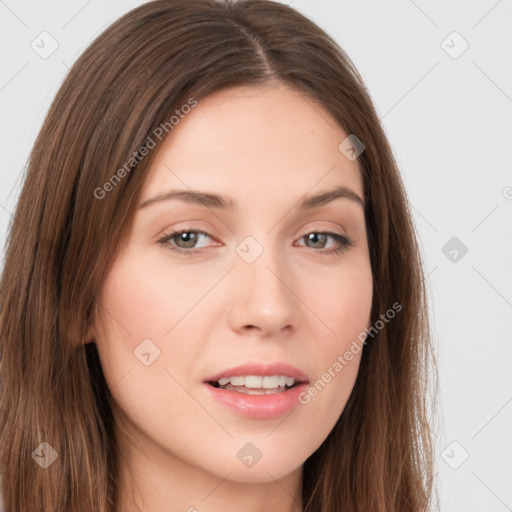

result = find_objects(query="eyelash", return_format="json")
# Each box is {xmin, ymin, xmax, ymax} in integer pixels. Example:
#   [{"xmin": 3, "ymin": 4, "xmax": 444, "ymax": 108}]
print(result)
[{"xmin": 157, "ymin": 228, "xmax": 353, "ymax": 257}]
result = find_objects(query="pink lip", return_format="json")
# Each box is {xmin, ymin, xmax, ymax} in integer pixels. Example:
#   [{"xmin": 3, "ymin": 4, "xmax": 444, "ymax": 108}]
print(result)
[
  {"xmin": 203, "ymin": 382, "xmax": 309, "ymax": 419},
  {"xmin": 203, "ymin": 362, "xmax": 309, "ymax": 383},
  {"xmin": 202, "ymin": 362, "xmax": 309, "ymax": 420}
]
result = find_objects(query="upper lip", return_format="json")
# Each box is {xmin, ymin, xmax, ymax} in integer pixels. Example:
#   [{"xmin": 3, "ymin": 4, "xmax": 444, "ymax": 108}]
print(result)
[{"xmin": 204, "ymin": 362, "xmax": 309, "ymax": 383}]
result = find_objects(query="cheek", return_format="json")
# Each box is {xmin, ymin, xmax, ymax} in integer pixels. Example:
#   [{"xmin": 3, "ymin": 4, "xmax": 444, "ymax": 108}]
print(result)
[
  {"xmin": 93, "ymin": 252, "xmax": 168, "ymax": 393},
  {"xmin": 96, "ymin": 247, "xmax": 203, "ymax": 343},
  {"xmin": 304, "ymin": 255, "xmax": 373, "ymax": 341},
  {"xmin": 93, "ymin": 247, "xmax": 205, "ymax": 406},
  {"xmin": 293, "ymin": 258, "xmax": 372, "ymax": 437},
  {"xmin": 93, "ymin": 253, "xmax": 202, "ymax": 452}
]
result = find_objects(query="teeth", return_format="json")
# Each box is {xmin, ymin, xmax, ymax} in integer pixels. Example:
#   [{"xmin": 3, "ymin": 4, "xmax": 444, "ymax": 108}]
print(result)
[
  {"xmin": 246, "ymin": 376, "xmax": 263, "ymax": 388},
  {"xmin": 216, "ymin": 375, "xmax": 297, "ymax": 389}
]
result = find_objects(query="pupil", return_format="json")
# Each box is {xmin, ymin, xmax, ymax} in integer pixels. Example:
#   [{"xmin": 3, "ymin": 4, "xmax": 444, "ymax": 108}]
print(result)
[
  {"xmin": 307, "ymin": 233, "xmax": 326, "ymax": 248},
  {"xmin": 177, "ymin": 232, "xmax": 197, "ymax": 248}
]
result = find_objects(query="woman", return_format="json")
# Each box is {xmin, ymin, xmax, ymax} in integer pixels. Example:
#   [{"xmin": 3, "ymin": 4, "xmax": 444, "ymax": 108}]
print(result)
[{"xmin": 0, "ymin": 0, "xmax": 438, "ymax": 510}]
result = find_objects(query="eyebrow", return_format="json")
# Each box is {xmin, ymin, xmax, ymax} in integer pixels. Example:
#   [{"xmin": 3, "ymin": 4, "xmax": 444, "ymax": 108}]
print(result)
[{"xmin": 138, "ymin": 185, "xmax": 365, "ymax": 211}]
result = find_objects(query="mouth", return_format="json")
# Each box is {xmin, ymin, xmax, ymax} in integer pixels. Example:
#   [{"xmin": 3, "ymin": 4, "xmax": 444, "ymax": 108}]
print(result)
[
  {"xmin": 206, "ymin": 375, "xmax": 304, "ymax": 395},
  {"xmin": 202, "ymin": 362, "xmax": 310, "ymax": 418},
  {"xmin": 203, "ymin": 375, "xmax": 310, "ymax": 419}
]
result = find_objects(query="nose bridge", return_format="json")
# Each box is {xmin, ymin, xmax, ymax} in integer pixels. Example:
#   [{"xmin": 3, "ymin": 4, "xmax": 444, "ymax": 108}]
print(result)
[{"xmin": 229, "ymin": 232, "xmax": 297, "ymax": 334}]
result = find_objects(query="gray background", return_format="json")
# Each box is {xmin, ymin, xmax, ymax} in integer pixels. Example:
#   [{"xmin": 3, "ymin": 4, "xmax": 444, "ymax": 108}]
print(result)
[{"xmin": 1, "ymin": 1, "xmax": 511, "ymax": 510}]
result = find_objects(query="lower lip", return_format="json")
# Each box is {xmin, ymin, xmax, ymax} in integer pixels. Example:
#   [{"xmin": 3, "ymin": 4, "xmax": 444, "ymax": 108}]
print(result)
[{"xmin": 203, "ymin": 382, "xmax": 309, "ymax": 419}]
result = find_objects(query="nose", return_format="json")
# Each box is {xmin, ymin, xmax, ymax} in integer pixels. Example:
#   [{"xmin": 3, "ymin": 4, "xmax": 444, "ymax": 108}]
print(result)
[{"xmin": 227, "ymin": 245, "xmax": 299, "ymax": 337}]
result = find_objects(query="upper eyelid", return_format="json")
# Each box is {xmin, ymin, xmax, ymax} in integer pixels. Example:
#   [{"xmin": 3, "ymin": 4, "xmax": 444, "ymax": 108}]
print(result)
[{"xmin": 162, "ymin": 226, "xmax": 346, "ymax": 237}]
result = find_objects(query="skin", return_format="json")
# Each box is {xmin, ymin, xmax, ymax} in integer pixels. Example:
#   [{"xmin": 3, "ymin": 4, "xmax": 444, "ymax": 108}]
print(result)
[{"xmin": 88, "ymin": 81, "xmax": 373, "ymax": 512}]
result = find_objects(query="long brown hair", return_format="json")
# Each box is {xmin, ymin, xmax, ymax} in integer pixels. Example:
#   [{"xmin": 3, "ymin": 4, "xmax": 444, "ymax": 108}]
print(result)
[{"xmin": 0, "ymin": 0, "xmax": 439, "ymax": 510}]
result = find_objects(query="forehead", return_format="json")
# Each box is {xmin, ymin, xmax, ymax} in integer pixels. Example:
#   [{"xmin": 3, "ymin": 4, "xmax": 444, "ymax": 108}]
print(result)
[{"xmin": 140, "ymin": 83, "xmax": 364, "ymax": 204}]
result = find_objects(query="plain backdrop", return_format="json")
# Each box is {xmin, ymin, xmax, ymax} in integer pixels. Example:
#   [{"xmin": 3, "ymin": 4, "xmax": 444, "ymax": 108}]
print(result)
[{"xmin": 1, "ymin": 1, "xmax": 511, "ymax": 510}]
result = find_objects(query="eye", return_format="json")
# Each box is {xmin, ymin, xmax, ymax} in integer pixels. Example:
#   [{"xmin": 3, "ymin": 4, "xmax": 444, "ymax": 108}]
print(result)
[
  {"xmin": 295, "ymin": 230, "xmax": 353, "ymax": 256},
  {"xmin": 157, "ymin": 228, "xmax": 353, "ymax": 256},
  {"xmin": 158, "ymin": 229, "xmax": 215, "ymax": 255}
]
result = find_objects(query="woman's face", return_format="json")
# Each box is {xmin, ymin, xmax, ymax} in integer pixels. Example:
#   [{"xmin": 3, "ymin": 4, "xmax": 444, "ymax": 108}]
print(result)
[{"xmin": 93, "ymin": 82, "xmax": 373, "ymax": 485}]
